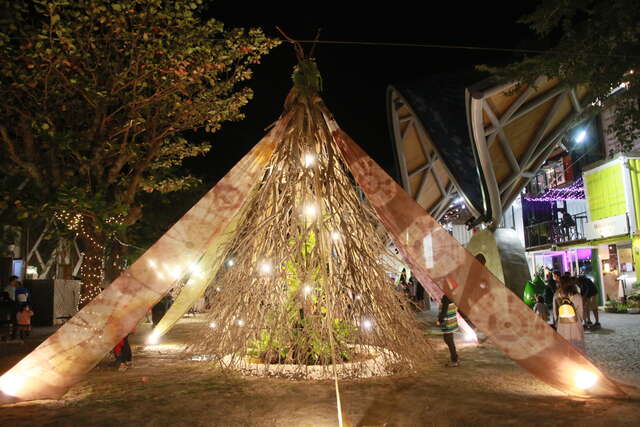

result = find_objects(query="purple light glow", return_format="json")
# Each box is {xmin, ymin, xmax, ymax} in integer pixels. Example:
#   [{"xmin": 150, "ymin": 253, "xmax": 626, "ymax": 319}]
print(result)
[
  {"xmin": 577, "ymin": 248, "xmax": 592, "ymax": 260},
  {"xmin": 524, "ymin": 177, "xmax": 585, "ymax": 202}
]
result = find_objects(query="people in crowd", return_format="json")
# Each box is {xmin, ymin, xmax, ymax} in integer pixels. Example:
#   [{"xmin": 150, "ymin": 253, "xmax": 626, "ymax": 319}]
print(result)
[
  {"xmin": 15, "ymin": 304, "xmax": 34, "ymax": 340},
  {"xmin": 577, "ymin": 275, "xmax": 601, "ymax": 330},
  {"xmin": 0, "ymin": 292, "xmax": 13, "ymax": 341},
  {"xmin": 544, "ymin": 270, "xmax": 558, "ymax": 310},
  {"xmin": 559, "ymin": 208, "xmax": 576, "ymax": 240},
  {"xmin": 533, "ymin": 295, "xmax": 548, "ymax": 323},
  {"xmin": 151, "ymin": 293, "xmax": 173, "ymax": 327},
  {"xmin": 14, "ymin": 281, "xmax": 30, "ymax": 305},
  {"xmin": 3, "ymin": 275, "xmax": 18, "ymax": 301},
  {"xmin": 553, "ymin": 275, "xmax": 585, "ymax": 352},
  {"xmin": 438, "ymin": 294, "xmax": 459, "ymax": 367},
  {"xmin": 113, "ymin": 332, "xmax": 133, "ymax": 371}
]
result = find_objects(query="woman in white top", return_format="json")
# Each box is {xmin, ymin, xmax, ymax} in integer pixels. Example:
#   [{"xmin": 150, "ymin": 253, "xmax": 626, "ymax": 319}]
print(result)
[{"xmin": 553, "ymin": 276, "xmax": 585, "ymax": 353}]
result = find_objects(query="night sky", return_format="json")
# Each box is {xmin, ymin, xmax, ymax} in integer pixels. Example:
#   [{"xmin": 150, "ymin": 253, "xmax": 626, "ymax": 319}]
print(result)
[{"xmin": 187, "ymin": 1, "xmax": 541, "ymax": 183}]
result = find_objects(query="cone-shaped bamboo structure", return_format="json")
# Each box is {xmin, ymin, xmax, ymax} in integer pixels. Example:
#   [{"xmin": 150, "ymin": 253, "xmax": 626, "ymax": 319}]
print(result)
[{"xmin": 184, "ymin": 60, "xmax": 432, "ymax": 377}]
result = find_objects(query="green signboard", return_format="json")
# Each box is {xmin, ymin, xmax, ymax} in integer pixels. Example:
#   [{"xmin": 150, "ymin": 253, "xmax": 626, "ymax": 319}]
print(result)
[{"xmin": 585, "ymin": 163, "xmax": 626, "ymax": 221}]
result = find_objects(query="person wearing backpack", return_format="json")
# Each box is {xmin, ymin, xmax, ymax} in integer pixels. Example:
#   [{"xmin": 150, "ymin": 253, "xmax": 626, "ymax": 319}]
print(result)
[
  {"xmin": 553, "ymin": 276, "xmax": 585, "ymax": 352},
  {"xmin": 578, "ymin": 275, "xmax": 601, "ymax": 330}
]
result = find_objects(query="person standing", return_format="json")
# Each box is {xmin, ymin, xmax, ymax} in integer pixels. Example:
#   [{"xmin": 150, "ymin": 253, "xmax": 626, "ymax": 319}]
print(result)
[
  {"xmin": 438, "ymin": 295, "xmax": 459, "ymax": 367},
  {"xmin": 15, "ymin": 304, "xmax": 34, "ymax": 340},
  {"xmin": 553, "ymin": 276, "xmax": 585, "ymax": 352},
  {"xmin": 3, "ymin": 275, "xmax": 18, "ymax": 301},
  {"xmin": 533, "ymin": 295, "xmax": 549, "ymax": 323},
  {"xmin": 578, "ymin": 275, "xmax": 601, "ymax": 330}
]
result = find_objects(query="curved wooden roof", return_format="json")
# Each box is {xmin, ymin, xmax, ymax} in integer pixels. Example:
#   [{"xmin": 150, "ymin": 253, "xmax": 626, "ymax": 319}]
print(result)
[
  {"xmin": 467, "ymin": 77, "xmax": 590, "ymax": 226},
  {"xmin": 388, "ymin": 74, "xmax": 486, "ymax": 222},
  {"xmin": 389, "ymin": 73, "xmax": 590, "ymax": 227}
]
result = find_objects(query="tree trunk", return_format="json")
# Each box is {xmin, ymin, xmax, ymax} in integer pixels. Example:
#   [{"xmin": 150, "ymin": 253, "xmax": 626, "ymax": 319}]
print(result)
[
  {"xmin": 104, "ymin": 234, "xmax": 128, "ymax": 284},
  {"xmin": 77, "ymin": 218, "xmax": 105, "ymax": 308}
]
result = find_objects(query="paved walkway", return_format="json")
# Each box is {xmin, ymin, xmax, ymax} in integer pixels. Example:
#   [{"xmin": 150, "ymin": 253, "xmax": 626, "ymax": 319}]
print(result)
[{"xmin": 585, "ymin": 312, "xmax": 640, "ymax": 386}]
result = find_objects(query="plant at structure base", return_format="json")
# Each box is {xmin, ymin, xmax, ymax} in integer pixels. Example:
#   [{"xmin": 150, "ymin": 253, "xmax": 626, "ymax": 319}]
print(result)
[
  {"xmin": 247, "ymin": 231, "xmax": 356, "ymax": 364},
  {"xmin": 477, "ymin": 0, "xmax": 640, "ymax": 153},
  {"xmin": 0, "ymin": 0, "xmax": 279, "ymax": 303}
]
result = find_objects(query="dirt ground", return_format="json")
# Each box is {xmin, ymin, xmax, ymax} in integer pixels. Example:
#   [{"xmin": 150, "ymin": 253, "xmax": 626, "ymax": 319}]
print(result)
[{"xmin": 1, "ymin": 315, "xmax": 639, "ymax": 427}]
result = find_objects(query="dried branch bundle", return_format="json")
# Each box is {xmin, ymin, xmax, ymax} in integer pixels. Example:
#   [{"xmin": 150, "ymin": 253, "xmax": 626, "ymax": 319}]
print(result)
[{"xmin": 183, "ymin": 88, "xmax": 432, "ymax": 378}]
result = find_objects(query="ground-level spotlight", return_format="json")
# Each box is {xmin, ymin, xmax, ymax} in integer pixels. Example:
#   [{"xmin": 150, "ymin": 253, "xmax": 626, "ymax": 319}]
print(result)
[
  {"xmin": 362, "ymin": 319, "xmax": 373, "ymax": 331},
  {"xmin": 330, "ymin": 231, "xmax": 341, "ymax": 241},
  {"xmin": 147, "ymin": 331, "xmax": 160, "ymax": 345},
  {"xmin": 226, "ymin": 259, "xmax": 235, "ymax": 267},
  {"xmin": 237, "ymin": 319, "xmax": 245, "ymax": 327},
  {"xmin": 303, "ymin": 285, "xmax": 313, "ymax": 296},
  {"xmin": 209, "ymin": 322, "xmax": 217, "ymax": 328},
  {"xmin": 574, "ymin": 369, "xmax": 598, "ymax": 390},
  {"xmin": 0, "ymin": 371, "xmax": 25, "ymax": 397}
]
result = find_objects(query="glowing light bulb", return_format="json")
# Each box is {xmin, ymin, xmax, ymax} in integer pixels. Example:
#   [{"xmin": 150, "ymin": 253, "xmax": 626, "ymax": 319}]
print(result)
[
  {"xmin": 362, "ymin": 319, "xmax": 373, "ymax": 330},
  {"xmin": 216, "ymin": 287, "xmax": 221, "ymax": 292},
  {"xmin": 575, "ymin": 370, "xmax": 598, "ymax": 390},
  {"xmin": 303, "ymin": 153, "xmax": 315, "ymax": 167},
  {"xmin": 209, "ymin": 322, "xmax": 217, "ymax": 328},
  {"xmin": 303, "ymin": 285, "xmax": 313, "ymax": 296},
  {"xmin": 226, "ymin": 259, "xmax": 235, "ymax": 267},
  {"xmin": 0, "ymin": 371, "xmax": 26, "ymax": 397},
  {"xmin": 147, "ymin": 331, "xmax": 160, "ymax": 345},
  {"xmin": 260, "ymin": 262, "xmax": 272, "ymax": 274},
  {"xmin": 330, "ymin": 231, "xmax": 341, "ymax": 241},
  {"xmin": 237, "ymin": 319, "xmax": 245, "ymax": 327},
  {"xmin": 303, "ymin": 203, "xmax": 318, "ymax": 219},
  {"xmin": 575, "ymin": 129, "xmax": 587, "ymax": 143},
  {"xmin": 355, "ymin": 294, "xmax": 362, "ymax": 300}
]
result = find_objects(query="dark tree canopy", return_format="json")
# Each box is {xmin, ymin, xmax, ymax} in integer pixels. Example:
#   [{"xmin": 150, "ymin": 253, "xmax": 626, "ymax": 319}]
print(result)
[
  {"xmin": 480, "ymin": 0, "xmax": 640, "ymax": 152},
  {"xmin": 0, "ymin": 0, "xmax": 278, "ymax": 228}
]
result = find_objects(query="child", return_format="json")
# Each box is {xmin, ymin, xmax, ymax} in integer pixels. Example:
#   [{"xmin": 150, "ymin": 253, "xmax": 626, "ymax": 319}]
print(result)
[
  {"xmin": 16, "ymin": 304, "xmax": 34, "ymax": 340},
  {"xmin": 438, "ymin": 295, "xmax": 459, "ymax": 367},
  {"xmin": 113, "ymin": 329, "xmax": 134, "ymax": 371},
  {"xmin": 533, "ymin": 295, "xmax": 548, "ymax": 322}
]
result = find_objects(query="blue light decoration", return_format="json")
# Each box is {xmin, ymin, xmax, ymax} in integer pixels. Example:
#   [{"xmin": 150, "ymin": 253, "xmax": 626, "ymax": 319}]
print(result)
[{"xmin": 524, "ymin": 177, "xmax": 585, "ymax": 202}]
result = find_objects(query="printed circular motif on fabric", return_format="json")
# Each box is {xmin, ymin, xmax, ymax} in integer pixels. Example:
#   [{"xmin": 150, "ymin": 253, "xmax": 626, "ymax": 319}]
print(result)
[
  {"xmin": 352, "ymin": 158, "xmax": 398, "ymax": 206},
  {"xmin": 468, "ymin": 285, "xmax": 550, "ymax": 360},
  {"xmin": 405, "ymin": 215, "xmax": 467, "ymax": 280}
]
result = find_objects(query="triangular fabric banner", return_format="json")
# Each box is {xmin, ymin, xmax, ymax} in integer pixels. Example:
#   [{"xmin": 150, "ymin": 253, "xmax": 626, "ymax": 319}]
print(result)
[
  {"xmin": 330, "ymin": 123, "xmax": 625, "ymax": 398},
  {"xmin": 150, "ymin": 215, "xmax": 240, "ymax": 339},
  {"xmin": 0, "ymin": 118, "xmax": 288, "ymax": 401}
]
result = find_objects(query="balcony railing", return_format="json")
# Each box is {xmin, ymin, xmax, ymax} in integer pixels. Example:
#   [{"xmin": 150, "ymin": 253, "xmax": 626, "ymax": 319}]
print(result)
[{"xmin": 525, "ymin": 213, "xmax": 588, "ymax": 248}]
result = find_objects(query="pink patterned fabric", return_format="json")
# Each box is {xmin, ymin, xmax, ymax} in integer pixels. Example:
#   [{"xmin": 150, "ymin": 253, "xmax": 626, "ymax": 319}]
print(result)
[
  {"xmin": 331, "ymin": 125, "xmax": 624, "ymax": 398},
  {"xmin": 0, "ymin": 117, "xmax": 288, "ymax": 401}
]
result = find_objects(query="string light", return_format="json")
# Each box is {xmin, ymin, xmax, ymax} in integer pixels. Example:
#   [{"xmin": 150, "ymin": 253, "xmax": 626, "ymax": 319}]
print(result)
[
  {"xmin": 524, "ymin": 177, "xmax": 585, "ymax": 202},
  {"xmin": 259, "ymin": 261, "xmax": 272, "ymax": 275},
  {"xmin": 226, "ymin": 259, "xmax": 235, "ymax": 267},
  {"xmin": 303, "ymin": 203, "xmax": 318, "ymax": 219},
  {"xmin": 303, "ymin": 285, "xmax": 313, "ymax": 296},
  {"xmin": 303, "ymin": 153, "xmax": 315, "ymax": 167},
  {"xmin": 362, "ymin": 319, "xmax": 373, "ymax": 331}
]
